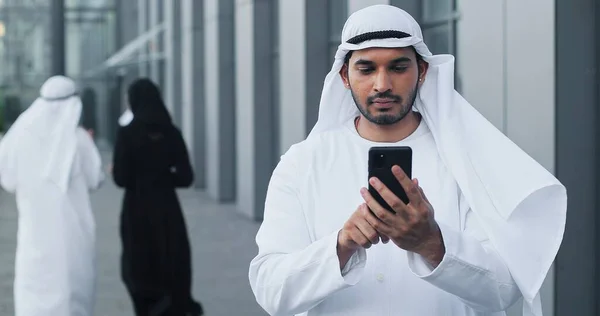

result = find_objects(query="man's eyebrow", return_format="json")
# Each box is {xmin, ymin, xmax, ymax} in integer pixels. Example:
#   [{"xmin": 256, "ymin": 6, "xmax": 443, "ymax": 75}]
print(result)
[
  {"xmin": 354, "ymin": 59, "xmax": 375, "ymax": 66},
  {"xmin": 390, "ymin": 57, "xmax": 412, "ymax": 64}
]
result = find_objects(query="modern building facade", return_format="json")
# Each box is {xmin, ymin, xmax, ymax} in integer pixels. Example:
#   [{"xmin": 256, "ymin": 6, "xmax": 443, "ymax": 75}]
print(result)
[
  {"xmin": 0, "ymin": 0, "xmax": 116, "ymax": 139},
  {"xmin": 85, "ymin": 0, "xmax": 599, "ymax": 315}
]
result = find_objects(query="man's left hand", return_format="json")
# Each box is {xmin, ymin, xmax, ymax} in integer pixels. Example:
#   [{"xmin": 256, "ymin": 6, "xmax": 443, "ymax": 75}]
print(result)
[{"xmin": 360, "ymin": 165, "xmax": 445, "ymax": 267}]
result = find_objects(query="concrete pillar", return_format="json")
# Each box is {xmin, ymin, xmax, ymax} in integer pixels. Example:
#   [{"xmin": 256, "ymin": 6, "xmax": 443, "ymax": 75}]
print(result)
[
  {"xmin": 458, "ymin": 1, "xmax": 556, "ymax": 315},
  {"xmin": 165, "ymin": 0, "xmax": 182, "ymax": 124},
  {"xmin": 204, "ymin": 0, "xmax": 236, "ymax": 201},
  {"xmin": 137, "ymin": 0, "xmax": 148, "ymax": 77},
  {"xmin": 235, "ymin": 0, "xmax": 279, "ymax": 220},
  {"xmin": 555, "ymin": 0, "xmax": 599, "ymax": 314},
  {"xmin": 181, "ymin": 0, "xmax": 206, "ymax": 188},
  {"xmin": 149, "ymin": 0, "xmax": 160, "ymax": 82},
  {"xmin": 457, "ymin": 0, "xmax": 505, "ymax": 130},
  {"xmin": 50, "ymin": 0, "xmax": 65, "ymax": 76},
  {"xmin": 280, "ymin": 0, "xmax": 307, "ymax": 153}
]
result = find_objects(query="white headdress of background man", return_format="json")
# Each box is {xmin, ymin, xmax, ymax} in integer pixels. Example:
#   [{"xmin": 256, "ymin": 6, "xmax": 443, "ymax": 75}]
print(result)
[{"xmin": 0, "ymin": 75, "xmax": 83, "ymax": 193}]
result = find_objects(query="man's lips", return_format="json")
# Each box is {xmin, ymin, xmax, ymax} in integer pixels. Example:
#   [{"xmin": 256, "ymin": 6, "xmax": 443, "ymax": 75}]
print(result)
[
  {"xmin": 372, "ymin": 98, "xmax": 396, "ymax": 108},
  {"xmin": 372, "ymin": 98, "xmax": 395, "ymax": 103}
]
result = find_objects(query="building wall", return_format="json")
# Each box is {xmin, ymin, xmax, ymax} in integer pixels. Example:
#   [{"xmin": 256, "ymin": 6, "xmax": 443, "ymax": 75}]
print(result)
[
  {"xmin": 109, "ymin": 1, "xmax": 584, "ymax": 314},
  {"xmin": 164, "ymin": 0, "xmax": 180, "ymax": 121},
  {"xmin": 203, "ymin": 0, "xmax": 236, "ymax": 202},
  {"xmin": 65, "ymin": 0, "xmax": 81, "ymax": 78},
  {"xmin": 555, "ymin": 0, "xmax": 600, "ymax": 314},
  {"xmin": 204, "ymin": 0, "xmax": 220, "ymax": 199},
  {"xmin": 75, "ymin": 0, "xmax": 122, "ymax": 144},
  {"xmin": 348, "ymin": 0, "xmax": 389, "ymax": 13},
  {"xmin": 234, "ymin": 0, "xmax": 279, "ymax": 220},
  {"xmin": 234, "ymin": 0, "xmax": 255, "ymax": 218},
  {"xmin": 181, "ymin": 0, "xmax": 206, "ymax": 188},
  {"xmin": 279, "ymin": 0, "xmax": 306, "ymax": 155},
  {"xmin": 148, "ymin": 0, "xmax": 160, "ymax": 82},
  {"xmin": 457, "ymin": 0, "xmax": 556, "ymax": 315}
]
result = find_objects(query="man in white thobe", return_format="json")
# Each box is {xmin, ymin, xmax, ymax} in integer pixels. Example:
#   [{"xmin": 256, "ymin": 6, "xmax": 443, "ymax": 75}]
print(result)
[
  {"xmin": 0, "ymin": 76, "xmax": 105, "ymax": 316},
  {"xmin": 249, "ymin": 5, "xmax": 567, "ymax": 316}
]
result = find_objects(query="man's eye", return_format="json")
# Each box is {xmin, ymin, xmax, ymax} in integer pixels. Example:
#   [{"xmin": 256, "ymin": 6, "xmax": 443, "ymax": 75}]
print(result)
[
  {"xmin": 393, "ymin": 67, "xmax": 408, "ymax": 73},
  {"xmin": 358, "ymin": 68, "xmax": 374, "ymax": 74}
]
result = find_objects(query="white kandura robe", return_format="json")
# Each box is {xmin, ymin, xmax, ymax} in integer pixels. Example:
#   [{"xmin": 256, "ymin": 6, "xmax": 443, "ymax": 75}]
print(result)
[
  {"xmin": 249, "ymin": 117, "xmax": 522, "ymax": 316},
  {"xmin": 0, "ymin": 127, "xmax": 104, "ymax": 316}
]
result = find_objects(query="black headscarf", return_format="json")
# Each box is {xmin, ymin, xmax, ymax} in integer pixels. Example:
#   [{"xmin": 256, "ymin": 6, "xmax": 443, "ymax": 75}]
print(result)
[{"xmin": 128, "ymin": 78, "xmax": 172, "ymax": 126}]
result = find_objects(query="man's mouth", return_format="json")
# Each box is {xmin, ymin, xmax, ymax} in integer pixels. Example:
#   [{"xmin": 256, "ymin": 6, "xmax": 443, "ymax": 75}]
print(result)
[{"xmin": 372, "ymin": 98, "xmax": 396, "ymax": 108}]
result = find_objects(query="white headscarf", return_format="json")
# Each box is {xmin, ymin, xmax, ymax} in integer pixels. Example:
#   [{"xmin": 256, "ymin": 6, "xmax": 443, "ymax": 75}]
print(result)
[
  {"xmin": 309, "ymin": 5, "xmax": 567, "ymax": 316},
  {"xmin": 0, "ymin": 75, "xmax": 82, "ymax": 193}
]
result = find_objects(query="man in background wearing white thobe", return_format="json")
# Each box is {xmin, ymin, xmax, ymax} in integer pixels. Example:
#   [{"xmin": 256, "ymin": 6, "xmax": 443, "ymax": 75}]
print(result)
[{"xmin": 0, "ymin": 75, "xmax": 104, "ymax": 316}]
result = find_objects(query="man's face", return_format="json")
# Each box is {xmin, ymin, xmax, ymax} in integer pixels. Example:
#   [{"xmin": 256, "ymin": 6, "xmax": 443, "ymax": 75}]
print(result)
[{"xmin": 340, "ymin": 47, "xmax": 427, "ymax": 125}]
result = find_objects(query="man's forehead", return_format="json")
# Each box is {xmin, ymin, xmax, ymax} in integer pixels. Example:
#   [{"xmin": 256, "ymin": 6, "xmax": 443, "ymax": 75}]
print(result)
[{"xmin": 350, "ymin": 47, "xmax": 416, "ymax": 61}]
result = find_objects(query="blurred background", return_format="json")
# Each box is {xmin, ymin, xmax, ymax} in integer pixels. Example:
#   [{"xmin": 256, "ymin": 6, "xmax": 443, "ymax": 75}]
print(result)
[{"xmin": 0, "ymin": 0, "xmax": 596, "ymax": 315}]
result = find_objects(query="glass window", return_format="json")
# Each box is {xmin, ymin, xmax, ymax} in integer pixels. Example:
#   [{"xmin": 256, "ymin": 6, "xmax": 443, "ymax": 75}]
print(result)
[
  {"xmin": 421, "ymin": 0, "xmax": 460, "ymax": 91},
  {"xmin": 423, "ymin": 0, "xmax": 453, "ymax": 21},
  {"xmin": 328, "ymin": 0, "xmax": 347, "ymax": 60},
  {"xmin": 423, "ymin": 24, "xmax": 452, "ymax": 55},
  {"xmin": 421, "ymin": 0, "xmax": 457, "ymax": 55}
]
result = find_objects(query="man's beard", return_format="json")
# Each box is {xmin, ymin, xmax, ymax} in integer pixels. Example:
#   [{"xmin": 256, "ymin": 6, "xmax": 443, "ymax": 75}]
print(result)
[{"xmin": 350, "ymin": 81, "xmax": 419, "ymax": 126}]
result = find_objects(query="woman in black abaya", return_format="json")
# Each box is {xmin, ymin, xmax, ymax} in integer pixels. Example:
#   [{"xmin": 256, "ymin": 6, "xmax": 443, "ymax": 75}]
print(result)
[{"xmin": 112, "ymin": 78, "xmax": 203, "ymax": 316}]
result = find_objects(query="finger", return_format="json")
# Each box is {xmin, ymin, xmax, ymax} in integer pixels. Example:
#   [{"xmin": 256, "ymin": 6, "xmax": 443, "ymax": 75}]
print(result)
[
  {"xmin": 349, "ymin": 225, "xmax": 373, "ymax": 249},
  {"xmin": 414, "ymin": 178, "xmax": 430, "ymax": 203},
  {"xmin": 391, "ymin": 165, "xmax": 423, "ymax": 207},
  {"xmin": 380, "ymin": 234, "xmax": 390, "ymax": 244},
  {"xmin": 359, "ymin": 203, "xmax": 394, "ymax": 237},
  {"xmin": 368, "ymin": 177, "xmax": 409, "ymax": 215},
  {"xmin": 360, "ymin": 187, "xmax": 399, "ymax": 226},
  {"xmin": 355, "ymin": 217, "xmax": 380, "ymax": 245},
  {"xmin": 418, "ymin": 185, "xmax": 430, "ymax": 204}
]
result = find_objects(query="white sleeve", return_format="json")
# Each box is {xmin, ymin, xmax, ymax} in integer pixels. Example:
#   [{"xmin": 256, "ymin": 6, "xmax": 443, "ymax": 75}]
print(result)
[
  {"xmin": 76, "ymin": 128, "xmax": 104, "ymax": 190},
  {"xmin": 248, "ymin": 146, "xmax": 367, "ymax": 316},
  {"xmin": 406, "ymin": 192, "xmax": 522, "ymax": 312},
  {"xmin": 0, "ymin": 129, "xmax": 18, "ymax": 193}
]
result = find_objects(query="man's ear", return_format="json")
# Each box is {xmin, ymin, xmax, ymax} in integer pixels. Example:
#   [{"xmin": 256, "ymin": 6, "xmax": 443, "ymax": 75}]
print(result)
[
  {"xmin": 339, "ymin": 63, "xmax": 350, "ymax": 88},
  {"xmin": 418, "ymin": 60, "xmax": 430, "ymax": 86}
]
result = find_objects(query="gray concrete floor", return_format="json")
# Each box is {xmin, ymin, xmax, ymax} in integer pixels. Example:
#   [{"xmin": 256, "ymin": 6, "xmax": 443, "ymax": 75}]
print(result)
[{"xmin": 0, "ymin": 153, "xmax": 268, "ymax": 316}]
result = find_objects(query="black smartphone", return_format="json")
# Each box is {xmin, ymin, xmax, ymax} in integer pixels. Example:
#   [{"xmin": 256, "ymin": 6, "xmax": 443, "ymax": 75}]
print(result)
[{"xmin": 368, "ymin": 146, "xmax": 413, "ymax": 213}]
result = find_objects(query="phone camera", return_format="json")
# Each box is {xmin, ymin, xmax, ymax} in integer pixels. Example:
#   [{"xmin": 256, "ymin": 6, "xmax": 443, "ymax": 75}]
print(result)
[{"xmin": 373, "ymin": 154, "xmax": 385, "ymax": 169}]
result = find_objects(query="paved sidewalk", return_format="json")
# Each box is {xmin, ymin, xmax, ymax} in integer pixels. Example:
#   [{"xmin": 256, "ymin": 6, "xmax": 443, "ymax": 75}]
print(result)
[{"xmin": 0, "ymin": 155, "xmax": 268, "ymax": 316}]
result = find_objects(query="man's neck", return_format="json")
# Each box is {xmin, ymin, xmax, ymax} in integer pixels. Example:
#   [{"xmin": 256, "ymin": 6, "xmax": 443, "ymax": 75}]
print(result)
[{"xmin": 355, "ymin": 111, "xmax": 422, "ymax": 143}]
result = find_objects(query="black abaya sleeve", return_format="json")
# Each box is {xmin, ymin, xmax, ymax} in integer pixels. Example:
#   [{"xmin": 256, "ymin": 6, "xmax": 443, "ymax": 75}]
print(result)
[
  {"xmin": 112, "ymin": 127, "xmax": 133, "ymax": 188},
  {"xmin": 171, "ymin": 129, "xmax": 194, "ymax": 188}
]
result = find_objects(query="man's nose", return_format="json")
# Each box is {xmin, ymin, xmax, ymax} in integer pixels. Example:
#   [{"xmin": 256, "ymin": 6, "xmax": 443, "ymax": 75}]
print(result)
[{"xmin": 373, "ymin": 70, "xmax": 392, "ymax": 93}]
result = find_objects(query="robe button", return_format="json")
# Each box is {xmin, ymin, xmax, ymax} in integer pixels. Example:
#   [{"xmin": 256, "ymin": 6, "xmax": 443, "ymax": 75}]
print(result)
[{"xmin": 376, "ymin": 273, "xmax": 384, "ymax": 282}]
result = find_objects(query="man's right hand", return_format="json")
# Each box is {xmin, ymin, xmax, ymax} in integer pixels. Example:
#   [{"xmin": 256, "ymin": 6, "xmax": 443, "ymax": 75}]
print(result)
[{"xmin": 337, "ymin": 203, "xmax": 390, "ymax": 270}]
